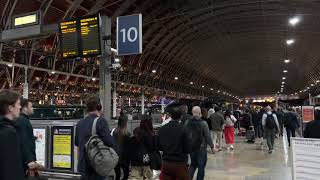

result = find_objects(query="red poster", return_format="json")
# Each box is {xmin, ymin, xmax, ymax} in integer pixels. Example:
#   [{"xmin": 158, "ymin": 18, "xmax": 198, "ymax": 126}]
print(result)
[{"xmin": 302, "ymin": 106, "xmax": 314, "ymax": 122}]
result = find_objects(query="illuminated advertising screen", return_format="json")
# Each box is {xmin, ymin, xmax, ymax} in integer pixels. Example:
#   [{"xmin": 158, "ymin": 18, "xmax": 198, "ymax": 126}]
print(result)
[{"xmin": 33, "ymin": 128, "xmax": 46, "ymax": 167}]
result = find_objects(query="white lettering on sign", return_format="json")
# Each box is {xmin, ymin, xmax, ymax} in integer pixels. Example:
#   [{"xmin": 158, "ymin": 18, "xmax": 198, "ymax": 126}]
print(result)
[{"xmin": 120, "ymin": 27, "xmax": 138, "ymax": 43}]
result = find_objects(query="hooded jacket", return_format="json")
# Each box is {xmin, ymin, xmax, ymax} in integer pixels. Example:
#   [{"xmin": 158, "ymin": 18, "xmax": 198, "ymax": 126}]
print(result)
[{"xmin": 0, "ymin": 117, "xmax": 25, "ymax": 180}]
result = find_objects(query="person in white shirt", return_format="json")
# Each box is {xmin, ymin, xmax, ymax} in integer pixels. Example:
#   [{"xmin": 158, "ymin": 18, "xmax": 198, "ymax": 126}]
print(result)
[
  {"xmin": 224, "ymin": 110, "xmax": 237, "ymax": 150},
  {"xmin": 262, "ymin": 106, "xmax": 280, "ymax": 154}
]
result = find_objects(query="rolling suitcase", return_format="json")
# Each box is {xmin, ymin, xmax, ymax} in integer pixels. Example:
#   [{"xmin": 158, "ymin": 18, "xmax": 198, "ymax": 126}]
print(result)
[{"xmin": 246, "ymin": 127, "xmax": 255, "ymax": 143}]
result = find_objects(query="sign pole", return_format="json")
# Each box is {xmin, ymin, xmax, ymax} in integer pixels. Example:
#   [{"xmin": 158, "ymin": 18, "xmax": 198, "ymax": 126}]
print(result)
[{"xmin": 99, "ymin": 16, "xmax": 112, "ymax": 121}]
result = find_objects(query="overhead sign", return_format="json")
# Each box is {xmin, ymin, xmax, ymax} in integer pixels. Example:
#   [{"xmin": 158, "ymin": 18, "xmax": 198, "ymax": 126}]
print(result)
[
  {"xmin": 80, "ymin": 16, "xmax": 101, "ymax": 56},
  {"xmin": 59, "ymin": 15, "xmax": 101, "ymax": 59},
  {"xmin": 51, "ymin": 126, "xmax": 74, "ymax": 170},
  {"xmin": 13, "ymin": 11, "xmax": 40, "ymax": 28},
  {"xmin": 292, "ymin": 138, "xmax": 320, "ymax": 180},
  {"xmin": 302, "ymin": 106, "xmax": 314, "ymax": 122},
  {"xmin": 117, "ymin": 14, "xmax": 142, "ymax": 55},
  {"xmin": 59, "ymin": 20, "xmax": 80, "ymax": 59}
]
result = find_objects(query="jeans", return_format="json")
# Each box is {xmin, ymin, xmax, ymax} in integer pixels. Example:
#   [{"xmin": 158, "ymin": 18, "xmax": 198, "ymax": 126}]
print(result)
[
  {"xmin": 265, "ymin": 129, "xmax": 275, "ymax": 151},
  {"xmin": 286, "ymin": 126, "xmax": 296, "ymax": 146},
  {"xmin": 254, "ymin": 124, "xmax": 263, "ymax": 138},
  {"xmin": 189, "ymin": 148, "xmax": 207, "ymax": 180},
  {"xmin": 212, "ymin": 131, "xmax": 223, "ymax": 149}
]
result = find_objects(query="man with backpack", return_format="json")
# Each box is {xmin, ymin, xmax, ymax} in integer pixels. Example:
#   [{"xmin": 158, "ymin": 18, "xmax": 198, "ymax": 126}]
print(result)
[
  {"xmin": 188, "ymin": 106, "xmax": 214, "ymax": 180},
  {"xmin": 262, "ymin": 106, "xmax": 280, "ymax": 154},
  {"xmin": 75, "ymin": 96, "xmax": 117, "ymax": 180}
]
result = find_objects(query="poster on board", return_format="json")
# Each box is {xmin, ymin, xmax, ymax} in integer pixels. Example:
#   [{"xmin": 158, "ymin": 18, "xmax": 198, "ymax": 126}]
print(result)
[
  {"xmin": 302, "ymin": 106, "xmax": 314, "ymax": 123},
  {"xmin": 292, "ymin": 137, "xmax": 320, "ymax": 180},
  {"xmin": 33, "ymin": 128, "xmax": 46, "ymax": 167},
  {"xmin": 51, "ymin": 126, "xmax": 74, "ymax": 170}
]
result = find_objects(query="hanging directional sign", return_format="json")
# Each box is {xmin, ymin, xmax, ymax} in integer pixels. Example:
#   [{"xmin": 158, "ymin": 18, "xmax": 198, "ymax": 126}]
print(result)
[{"xmin": 117, "ymin": 14, "xmax": 142, "ymax": 56}]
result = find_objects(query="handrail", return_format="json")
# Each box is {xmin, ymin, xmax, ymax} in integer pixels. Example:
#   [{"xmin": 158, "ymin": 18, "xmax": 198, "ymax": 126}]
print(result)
[{"xmin": 40, "ymin": 171, "xmax": 81, "ymax": 179}]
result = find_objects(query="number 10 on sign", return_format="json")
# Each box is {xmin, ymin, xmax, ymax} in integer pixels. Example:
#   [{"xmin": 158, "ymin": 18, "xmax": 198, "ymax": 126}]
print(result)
[{"xmin": 117, "ymin": 14, "xmax": 142, "ymax": 56}]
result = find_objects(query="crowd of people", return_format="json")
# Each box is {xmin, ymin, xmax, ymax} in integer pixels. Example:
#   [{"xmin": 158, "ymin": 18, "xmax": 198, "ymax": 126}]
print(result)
[{"xmin": 2, "ymin": 88, "xmax": 320, "ymax": 180}]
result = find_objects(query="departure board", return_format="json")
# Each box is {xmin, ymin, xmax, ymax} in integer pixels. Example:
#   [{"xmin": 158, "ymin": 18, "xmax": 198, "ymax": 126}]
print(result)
[
  {"xmin": 59, "ymin": 15, "xmax": 101, "ymax": 59},
  {"xmin": 80, "ymin": 17, "xmax": 101, "ymax": 56},
  {"xmin": 59, "ymin": 20, "xmax": 80, "ymax": 59}
]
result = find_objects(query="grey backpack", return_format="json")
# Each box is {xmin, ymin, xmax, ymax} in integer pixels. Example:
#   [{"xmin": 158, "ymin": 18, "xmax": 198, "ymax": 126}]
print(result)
[{"xmin": 85, "ymin": 117, "xmax": 119, "ymax": 176}]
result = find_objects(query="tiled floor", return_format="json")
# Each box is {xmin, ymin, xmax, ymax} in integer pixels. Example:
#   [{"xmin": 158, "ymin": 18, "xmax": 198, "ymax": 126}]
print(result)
[{"xmin": 202, "ymin": 135, "xmax": 292, "ymax": 180}]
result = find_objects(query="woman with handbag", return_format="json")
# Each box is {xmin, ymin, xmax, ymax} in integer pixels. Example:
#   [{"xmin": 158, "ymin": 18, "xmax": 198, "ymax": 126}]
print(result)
[
  {"xmin": 128, "ymin": 115, "xmax": 155, "ymax": 180},
  {"xmin": 224, "ymin": 110, "xmax": 237, "ymax": 150}
]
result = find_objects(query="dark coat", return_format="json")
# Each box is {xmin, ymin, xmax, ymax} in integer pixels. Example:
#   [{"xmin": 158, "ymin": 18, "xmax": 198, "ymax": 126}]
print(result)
[
  {"xmin": 0, "ymin": 117, "xmax": 25, "ymax": 180},
  {"xmin": 16, "ymin": 113, "xmax": 36, "ymax": 170},
  {"xmin": 284, "ymin": 112, "xmax": 300, "ymax": 129},
  {"xmin": 304, "ymin": 120, "xmax": 320, "ymax": 138}
]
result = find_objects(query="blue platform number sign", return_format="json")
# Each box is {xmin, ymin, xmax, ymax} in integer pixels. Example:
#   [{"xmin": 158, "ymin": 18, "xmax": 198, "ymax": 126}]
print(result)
[{"xmin": 117, "ymin": 14, "xmax": 142, "ymax": 55}]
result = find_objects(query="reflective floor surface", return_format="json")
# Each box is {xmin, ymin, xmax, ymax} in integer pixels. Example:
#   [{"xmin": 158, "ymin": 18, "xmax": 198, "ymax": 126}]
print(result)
[{"xmin": 203, "ymin": 135, "xmax": 292, "ymax": 180}]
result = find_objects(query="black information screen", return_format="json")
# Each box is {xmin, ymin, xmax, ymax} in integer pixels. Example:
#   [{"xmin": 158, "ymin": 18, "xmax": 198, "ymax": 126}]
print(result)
[
  {"xmin": 80, "ymin": 16, "xmax": 101, "ymax": 57},
  {"xmin": 59, "ymin": 20, "xmax": 80, "ymax": 59},
  {"xmin": 59, "ymin": 15, "xmax": 101, "ymax": 59}
]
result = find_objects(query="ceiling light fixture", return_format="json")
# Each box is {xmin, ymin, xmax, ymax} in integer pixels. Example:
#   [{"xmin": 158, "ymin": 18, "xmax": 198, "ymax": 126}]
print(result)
[
  {"xmin": 283, "ymin": 70, "xmax": 288, "ymax": 73},
  {"xmin": 114, "ymin": 58, "xmax": 120, "ymax": 63},
  {"xmin": 202, "ymin": 85, "xmax": 205, "ymax": 88},
  {"xmin": 51, "ymin": 71, "xmax": 55, "ymax": 74},
  {"xmin": 317, "ymin": 80, "xmax": 320, "ymax": 83},
  {"xmin": 284, "ymin": 59, "xmax": 291, "ymax": 63},
  {"xmin": 174, "ymin": 77, "xmax": 178, "ymax": 80},
  {"xmin": 311, "ymin": 84, "xmax": 314, "ymax": 87},
  {"xmin": 282, "ymin": 77, "xmax": 286, "ymax": 80},
  {"xmin": 190, "ymin": 82, "xmax": 193, "ymax": 85},
  {"xmin": 92, "ymin": 77, "xmax": 96, "ymax": 81},
  {"xmin": 289, "ymin": 16, "xmax": 300, "ymax": 26},
  {"xmin": 210, "ymin": 88, "xmax": 213, "ymax": 91},
  {"xmin": 286, "ymin": 39, "xmax": 295, "ymax": 45},
  {"xmin": 7, "ymin": 64, "xmax": 13, "ymax": 67}
]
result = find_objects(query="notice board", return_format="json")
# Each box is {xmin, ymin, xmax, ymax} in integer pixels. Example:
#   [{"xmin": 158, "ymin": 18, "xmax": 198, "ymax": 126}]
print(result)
[
  {"xmin": 292, "ymin": 137, "xmax": 320, "ymax": 180},
  {"xmin": 33, "ymin": 128, "xmax": 47, "ymax": 167},
  {"xmin": 302, "ymin": 106, "xmax": 314, "ymax": 123},
  {"xmin": 50, "ymin": 126, "xmax": 74, "ymax": 170}
]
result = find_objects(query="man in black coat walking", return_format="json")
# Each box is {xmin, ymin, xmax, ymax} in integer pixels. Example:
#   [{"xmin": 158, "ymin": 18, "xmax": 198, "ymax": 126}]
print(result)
[
  {"xmin": 0, "ymin": 90, "xmax": 24, "ymax": 180},
  {"xmin": 16, "ymin": 98, "xmax": 37, "ymax": 171}
]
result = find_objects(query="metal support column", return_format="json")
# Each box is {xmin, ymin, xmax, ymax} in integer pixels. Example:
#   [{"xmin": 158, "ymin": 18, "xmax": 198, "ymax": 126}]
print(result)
[
  {"xmin": 23, "ymin": 67, "xmax": 28, "ymax": 99},
  {"xmin": 161, "ymin": 97, "xmax": 165, "ymax": 113},
  {"xmin": 112, "ymin": 83, "xmax": 117, "ymax": 118},
  {"xmin": 141, "ymin": 90, "xmax": 145, "ymax": 115},
  {"xmin": 99, "ymin": 16, "xmax": 112, "ymax": 120}
]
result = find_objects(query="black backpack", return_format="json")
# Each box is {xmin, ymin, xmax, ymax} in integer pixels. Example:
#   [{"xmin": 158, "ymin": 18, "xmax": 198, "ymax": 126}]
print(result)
[
  {"xmin": 265, "ymin": 114, "xmax": 277, "ymax": 129},
  {"xmin": 185, "ymin": 119, "xmax": 203, "ymax": 151}
]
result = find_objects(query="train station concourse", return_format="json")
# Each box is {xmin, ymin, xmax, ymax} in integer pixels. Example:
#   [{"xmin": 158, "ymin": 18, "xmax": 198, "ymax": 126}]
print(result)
[{"xmin": 1, "ymin": 0, "xmax": 320, "ymax": 180}]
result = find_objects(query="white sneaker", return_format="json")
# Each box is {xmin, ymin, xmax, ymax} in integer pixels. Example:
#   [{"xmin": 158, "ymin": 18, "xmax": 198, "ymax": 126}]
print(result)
[{"xmin": 230, "ymin": 145, "xmax": 234, "ymax": 150}]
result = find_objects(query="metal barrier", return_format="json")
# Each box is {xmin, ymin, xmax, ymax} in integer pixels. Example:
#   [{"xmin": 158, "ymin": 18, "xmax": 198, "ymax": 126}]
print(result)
[{"xmin": 30, "ymin": 118, "xmax": 161, "ymax": 179}]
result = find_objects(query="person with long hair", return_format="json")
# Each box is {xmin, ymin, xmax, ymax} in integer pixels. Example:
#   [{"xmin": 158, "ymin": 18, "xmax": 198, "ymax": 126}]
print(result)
[
  {"xmin": 201, "ymin": 108, "xmax": 212, "ymax": 131},
  {"xmin": 128, "ymin": 115, "xmax": 154, "ymax": 179},
  {"xmin": 224, "ymin": 110, "xmax": 237, "ymax": 150},
  {"xmin": 113, "ymin": 116, "xmax": 130, "ymax": 180}
]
